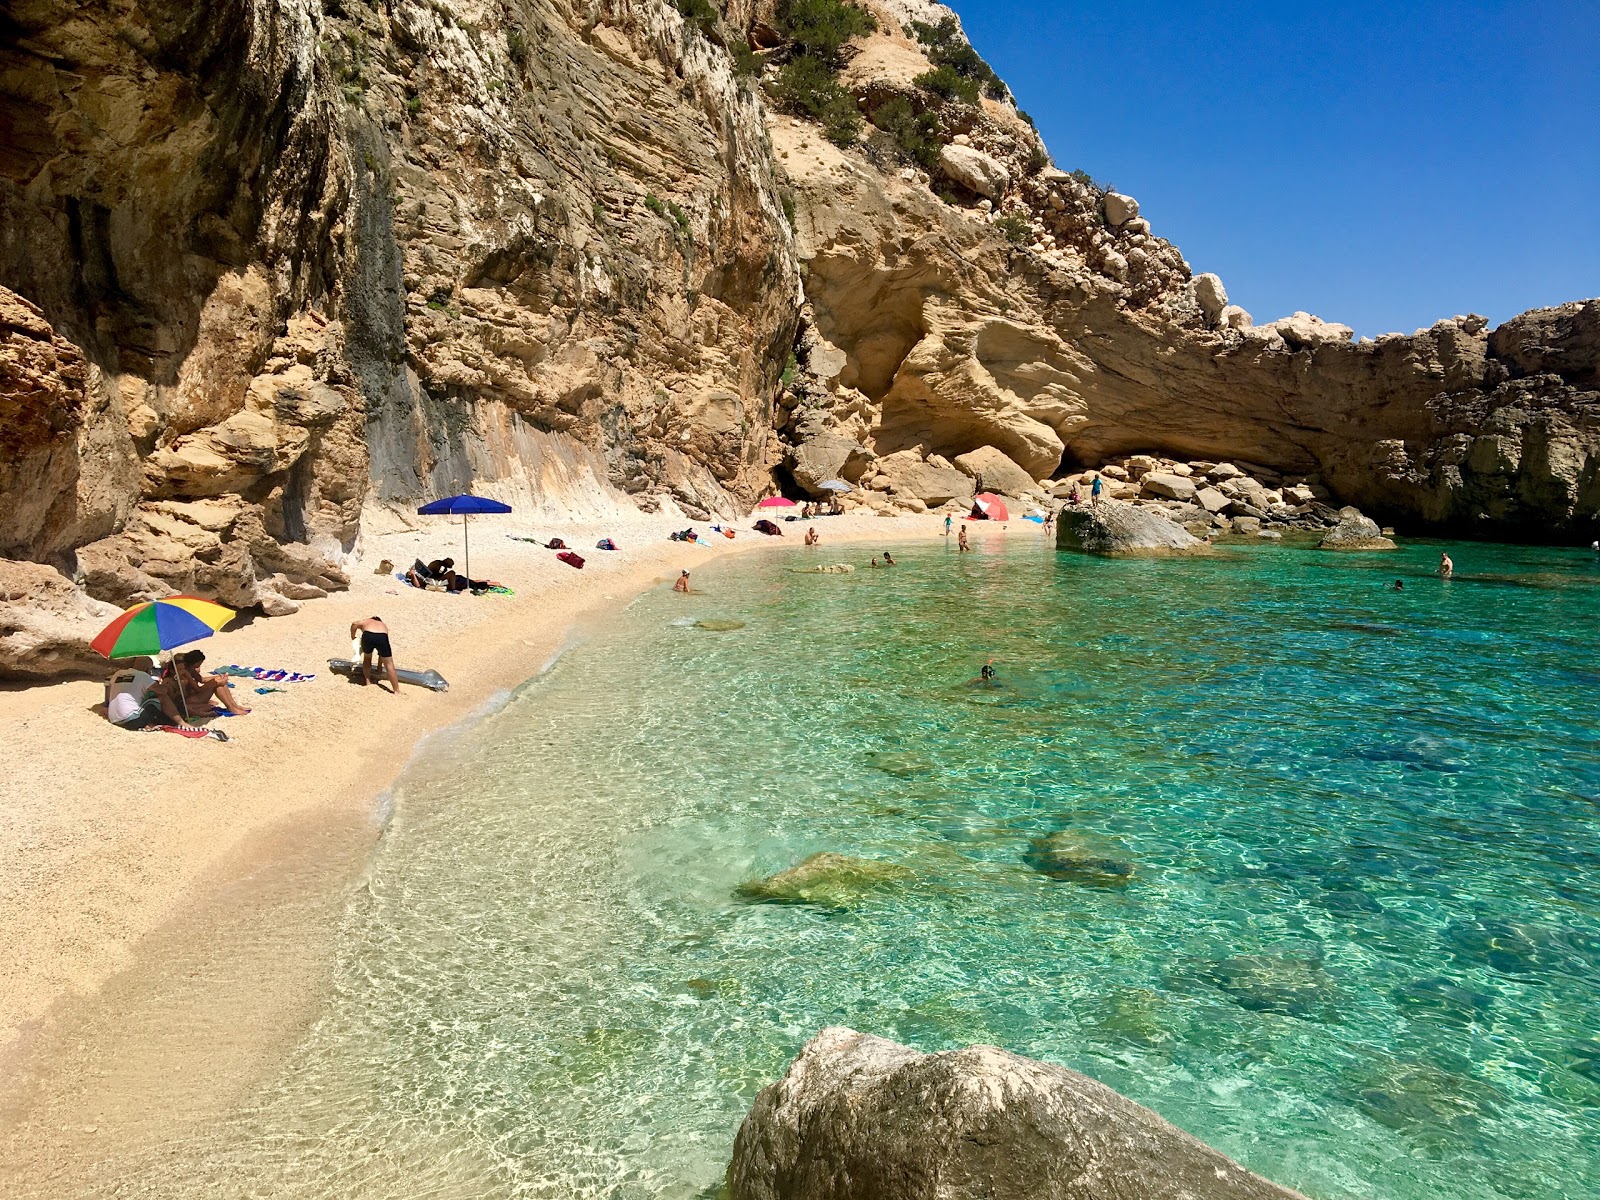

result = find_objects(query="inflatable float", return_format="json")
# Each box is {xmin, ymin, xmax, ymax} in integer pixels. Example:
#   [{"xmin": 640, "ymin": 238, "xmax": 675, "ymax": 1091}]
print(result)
[{"xmin": 327, "ymin": 658, "xmax": 450, "ymax": 692}]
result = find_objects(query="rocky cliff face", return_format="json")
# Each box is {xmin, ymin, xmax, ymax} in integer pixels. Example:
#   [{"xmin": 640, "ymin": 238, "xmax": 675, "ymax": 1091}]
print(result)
[
  {"xmin": 0, "ymin": 0, "xmax": 1596, "ymax": 653},
  {"xmin": 1, "ymin": 0, "xmax": 799, "ymax": 621}
]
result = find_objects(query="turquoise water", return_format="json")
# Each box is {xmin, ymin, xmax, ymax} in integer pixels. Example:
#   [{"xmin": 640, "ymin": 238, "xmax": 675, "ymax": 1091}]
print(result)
[{"xmin": 178, "ymin": 536, "xmax": 1600, "ymax": 1198}]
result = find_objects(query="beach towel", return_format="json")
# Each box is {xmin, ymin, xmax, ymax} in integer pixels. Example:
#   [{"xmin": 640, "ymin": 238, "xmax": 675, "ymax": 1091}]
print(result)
[
  {"xmin": 151, "ymin": 725, "xmax": 229, "ymax": 742},
  {"xmin": 557, "ymin": 551, "xmax": 585, "ymax": 569},
  {"xmin": 221, "ymin": 665, "xmax": 315, "ymax": 682}
]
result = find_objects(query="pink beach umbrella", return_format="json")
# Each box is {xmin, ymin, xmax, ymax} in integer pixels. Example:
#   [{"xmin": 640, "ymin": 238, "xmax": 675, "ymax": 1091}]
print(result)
[{"xmin": 756, "ymin": 497, "xmax": 797, "ymax": 509}]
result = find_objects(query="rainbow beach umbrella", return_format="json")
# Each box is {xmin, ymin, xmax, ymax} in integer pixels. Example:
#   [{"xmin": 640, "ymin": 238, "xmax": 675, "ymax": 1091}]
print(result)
[{"xmin": 90, "ymin": 596, "xmax": 236, "ymax": 660}]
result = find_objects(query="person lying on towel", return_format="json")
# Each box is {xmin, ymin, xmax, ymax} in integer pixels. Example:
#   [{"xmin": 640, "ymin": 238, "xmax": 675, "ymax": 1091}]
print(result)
[{"xmin": 406, "ymin": 557, "xmax": 458, "ymax": 589}]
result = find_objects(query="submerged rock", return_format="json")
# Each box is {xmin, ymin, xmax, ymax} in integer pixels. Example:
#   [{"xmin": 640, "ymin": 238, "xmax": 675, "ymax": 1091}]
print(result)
[
  {"xmin": 1200, "ymin": 953, "xmax": 1341, "ymax": 1019},
  {"xmin": 726, "ymin": 1026, "xmax": 1309, "ymax": 1200},
  {"xmin": 736, "ymin": 853, "xmax": 911, "ymax": 909},
  {"xmin": 1056, "ymin": 501, "xmax": 1211, "ymax": 557},
  {"xmin": 695, "ymin": 619, "xmax": 747, "ymax": 631},
  {"xmin": 866, "ymin": 751, "xmax": 935, "ymax": 778},
  {"xmin": 1022, "ymin": 830, "xmax": 1135, "ymax": 888},
  {"xmin": 1317, "ymin": 507, "xmax": 1397, "ymax": 550},
  {"xmin": 1391, "ymin": 976, "xmax": 1495, "ymax": 1025}
]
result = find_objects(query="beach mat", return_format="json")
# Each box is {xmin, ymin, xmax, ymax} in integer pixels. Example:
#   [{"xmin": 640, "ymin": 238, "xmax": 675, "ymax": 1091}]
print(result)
[{"xmin": 327, "ymin": 659, "xmax": 450, "ymax": 692}]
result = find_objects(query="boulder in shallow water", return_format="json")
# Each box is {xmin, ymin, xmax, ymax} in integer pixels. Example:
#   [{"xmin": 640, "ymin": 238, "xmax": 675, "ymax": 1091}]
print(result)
[
  {"xmin": 726, "ymin": 1026, "xmax": 1310, "ymax": 1200},
  {"xmin": 1317, "ymin": 507, "xmax": 1397, "ymax": 550},
  {"xmin": 1023, "ymin": 830, "xmax": 1135, "ymax": 888},
  {"xmin": 1057, "ymin": 501, "xmax": 1211, "ymax": 557},
  {"xmin": 695, "ymin": 619, "xmax": 747, "ymax": 631},
  {"xmin": 1200, "ymin": 953, "xmax": 1342, "ymax": 1019},
  {"xmin": 737, "ymin": 853, "xmax": 912, "ymax": 909}
]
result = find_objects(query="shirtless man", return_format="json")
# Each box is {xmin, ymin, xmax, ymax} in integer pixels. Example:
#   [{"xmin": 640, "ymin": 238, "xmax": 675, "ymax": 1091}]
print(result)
[
  {"xmin": 804, "ymin": 526, "xmax": 819, "ymax": 546},
  {"xmin": 1439, "ymin": 552, "xmax": 1454, "ymax": 578},
  {"xmin": 673, "ymin": 571, "xmax": 691, "ymax": 593},
  {"xmin": 351, "ymin": 616, "xmax": 401, "ymax": 694}
]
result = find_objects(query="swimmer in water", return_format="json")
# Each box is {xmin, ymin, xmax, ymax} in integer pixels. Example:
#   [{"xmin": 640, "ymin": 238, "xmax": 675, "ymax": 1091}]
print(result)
[
  {"xmin": 673, "ymin": 570, "xmax": 691, "ymax": 593},
  {"xmin": 1392, "ymin": 579, "xmax": 1404, "ymax": 591},
  {"xmin": 883, "ymin": 551, "xmax": 896, "ymax": 566},
  {"xmin": 1439, "ymin": 552, "xmax": 1453, "ymax": 578}
]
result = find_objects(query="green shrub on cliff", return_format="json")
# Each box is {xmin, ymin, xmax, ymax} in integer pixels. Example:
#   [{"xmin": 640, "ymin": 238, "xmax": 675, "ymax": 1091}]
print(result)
[
  {"xmin": 771, "ymin": 54, "xmax": 861, "ymax": 147},
  {"xmin": 871, "ymin": 97, "xmax": 942, "ymax": 169},
  {"xmin": 995, "ymin": 213, "xmax": 1032, "ymax": 245},
  {"xmin": 777, "ymin": 0, "xmax": 875, "ymax": 60},
  {"xmin": 908, "ymin": 16, "xmax": 1007, "ymax": 103},
  {"xmin": 914, "ymin": 63, "xmax": 979, "ymax": 105},
  {"xmin": 675, "ymin": 0, "xmax": 719, "ymax": 39},
  {"xmin": 767, "ymin": 0, "xmax": 874, "ymax": 146}
]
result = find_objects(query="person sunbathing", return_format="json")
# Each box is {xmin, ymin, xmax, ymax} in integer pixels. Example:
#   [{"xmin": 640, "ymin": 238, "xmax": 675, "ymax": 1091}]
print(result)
[
  {"xmin": 162, "ymin": 650, "xmax": 250, "ymax": 715},
  {"xmin": 406, "ymin": 557, "xmax": 457, "ymax": 588}
]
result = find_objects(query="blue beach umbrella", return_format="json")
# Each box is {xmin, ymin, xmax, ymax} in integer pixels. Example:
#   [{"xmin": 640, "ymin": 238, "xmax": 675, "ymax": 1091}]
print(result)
[{"xmin": 416, "ymin": 494, "xmax": 513, "ymax": 583}]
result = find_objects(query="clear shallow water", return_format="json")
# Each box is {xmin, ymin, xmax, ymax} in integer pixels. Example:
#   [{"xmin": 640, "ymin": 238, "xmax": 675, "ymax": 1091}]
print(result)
[{"xmin": 174, "ymin": 536, "xmax": 1600, "ymax": 1198}]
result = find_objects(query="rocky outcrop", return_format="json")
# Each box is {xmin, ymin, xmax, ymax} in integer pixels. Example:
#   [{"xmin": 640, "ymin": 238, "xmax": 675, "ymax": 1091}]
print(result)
[
  {"xmin": 727, "ymin": 1026, "xmax": 1308, "ymax": 1200},
  {"xmin": 1318, "ymin": 507, "xmax": 1397, "ymax": 551},
  {"xmin": 1057, "ymin": 501, "xmax": 1211, "ymax": 556},
  {"xmin": 0, "ymin": 559, "xmax": 122, "ymax": 680},
  {"xmin": 0, "ymin": 0, "xmax": 800, "ymax": 617}
]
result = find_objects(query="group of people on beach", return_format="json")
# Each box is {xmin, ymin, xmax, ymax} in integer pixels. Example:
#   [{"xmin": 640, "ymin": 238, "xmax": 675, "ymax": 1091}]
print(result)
[{"xmin": 104, "ymin": 650, "xmax": 251, "ymax": 732}]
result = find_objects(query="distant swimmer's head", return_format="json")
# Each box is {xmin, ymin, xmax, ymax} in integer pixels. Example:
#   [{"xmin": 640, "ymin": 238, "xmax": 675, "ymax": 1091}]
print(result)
[{"xmin": 1393, "ymin": 580, "xmax": 1404, "ymax": 590}]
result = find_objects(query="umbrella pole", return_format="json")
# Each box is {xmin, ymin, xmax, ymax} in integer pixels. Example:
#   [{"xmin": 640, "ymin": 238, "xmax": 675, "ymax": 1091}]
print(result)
[{"xmin": 464, "ymin": 514, "xmax": 471, "ymax": 585}]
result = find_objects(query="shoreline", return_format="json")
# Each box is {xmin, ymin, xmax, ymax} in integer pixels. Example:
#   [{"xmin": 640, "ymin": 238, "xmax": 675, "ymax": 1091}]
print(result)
[{"xmin": 0, "ymin": 508, "xmax": 959, "ymax": 1186}]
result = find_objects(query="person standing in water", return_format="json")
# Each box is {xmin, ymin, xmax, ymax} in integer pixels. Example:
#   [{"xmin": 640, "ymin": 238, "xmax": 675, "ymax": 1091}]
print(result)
[
  {"xmin": 351, "ymin": 616, "xmax": 401, "ymax": 695},
  {"xmin": 957, "ymin": 525, "xmax": 970, "ymax": 553},
  {"xmin": 1439, "ymin": 552, "xmax": 1454, "ymax": 578},
  {"xmin": 804, "ymin": 526, "xmax": 819, "ymax": 546}
]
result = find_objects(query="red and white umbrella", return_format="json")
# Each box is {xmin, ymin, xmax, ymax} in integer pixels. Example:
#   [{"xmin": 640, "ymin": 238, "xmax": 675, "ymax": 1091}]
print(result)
[{"xmin": 972, "ymin": 492, "xmax": 1010, "ymax": 521}]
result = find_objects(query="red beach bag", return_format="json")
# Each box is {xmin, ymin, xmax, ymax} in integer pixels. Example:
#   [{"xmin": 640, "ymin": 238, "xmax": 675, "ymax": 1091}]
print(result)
[{"xmin": 557, "ymin": 551, "xmax": 585, "ymax": 569}]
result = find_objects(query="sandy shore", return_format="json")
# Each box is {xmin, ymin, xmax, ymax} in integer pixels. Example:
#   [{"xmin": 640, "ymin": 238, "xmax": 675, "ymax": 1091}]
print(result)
[{"xmin": 0, "ymin": 507, "xmax": 977, "ymax": 1179}]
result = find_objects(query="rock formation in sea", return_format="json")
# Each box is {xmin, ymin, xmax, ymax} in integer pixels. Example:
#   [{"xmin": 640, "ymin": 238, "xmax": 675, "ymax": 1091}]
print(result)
[
  {"xmin": 0, "ymin": 0, "xmax": 1596, "ymax": 671},
  {"xmin": 1056, "ymin": 502, "xmax": 1210, "ymax": 558},
  {"xmin": 726, "ymin": 1025, "xmax": 1309, "ymax": 1200}
]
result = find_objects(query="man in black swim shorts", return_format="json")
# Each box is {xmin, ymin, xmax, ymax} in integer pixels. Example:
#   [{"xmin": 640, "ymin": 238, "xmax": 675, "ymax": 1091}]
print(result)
[{"xmin": 351, "ymin": 616, "xmax": 401, "ymax": 694}]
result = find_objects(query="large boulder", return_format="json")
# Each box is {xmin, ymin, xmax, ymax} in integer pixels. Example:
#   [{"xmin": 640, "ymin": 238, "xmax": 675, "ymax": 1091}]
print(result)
[
  {"xmin": 0, "ymin": 559, "xmax": 122, "ymax": 680},
  {"xmin": 1193, "ymin": 274, "xmax": 1228, "ymax": 326},
  {"xmin": 1317, "ymin": 506, "xmax": 1397, "ymax": 550},
  {"xmin": 952, "ymin": 446, "xmax": 1036, "ymax": 497},
  {"xmin": 1257, "ymin": 311, "xmax": 1355, "ymax": 351},
  {"xmin": 1103, "ymin": 191, "xmax": 1140, "ymax": 227},
  {"xmin": 871, "ymin": 452, "xmax": 974, "ymax": 506},
  {"xmin": 1139, "ymin": 472, "xmax": 1197, "ymax": 501},
  {"xmin": 938, "ymin": 145, "xmax": 1010, "ymax": 201},
  {"xmin": 790, "ymin": 433, "xmax": 873, "ymax": 496},
  {"xmin": 1057, "ymin": 501, "xmax": 1211, "ymax": 556},
  {"xmin": 726, "ymin": 1027, "xmax": 1309, "ymax": 1200}
]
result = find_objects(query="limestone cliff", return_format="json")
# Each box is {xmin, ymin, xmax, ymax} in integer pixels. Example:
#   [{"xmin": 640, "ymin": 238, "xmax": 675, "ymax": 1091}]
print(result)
[{"xmin": 0, "ymin": 0, "xmax": 1596, "ymax": 660}]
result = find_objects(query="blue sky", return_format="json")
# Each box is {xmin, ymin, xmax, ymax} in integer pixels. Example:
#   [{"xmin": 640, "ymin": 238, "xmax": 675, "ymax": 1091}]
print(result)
[{"xmin": 955, "ymin": 1, "xmax": 1600, "ymax": 336}]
